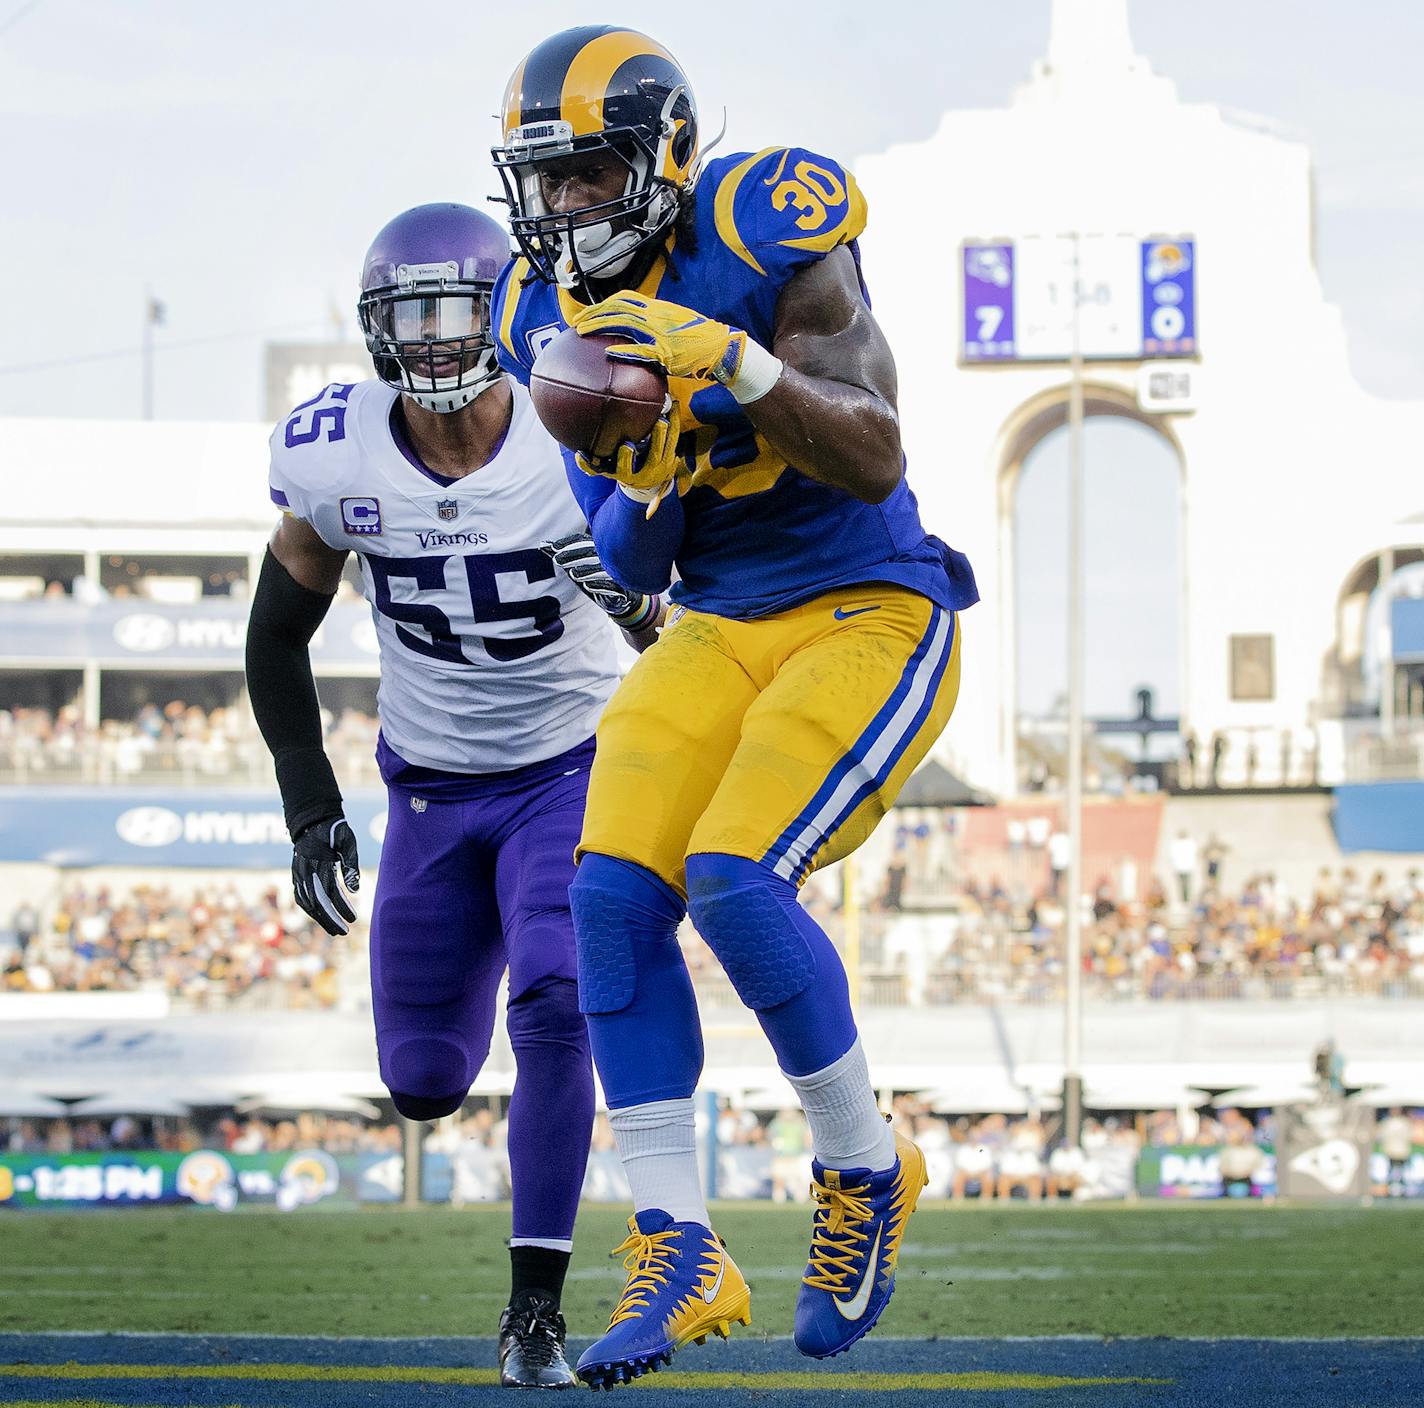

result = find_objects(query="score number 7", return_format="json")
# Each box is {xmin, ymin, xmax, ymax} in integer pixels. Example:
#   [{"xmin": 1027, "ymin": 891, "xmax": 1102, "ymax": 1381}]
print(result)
[{"xmin": 974, "ymin": 305, "xmax": 1004, "ymax": 342}]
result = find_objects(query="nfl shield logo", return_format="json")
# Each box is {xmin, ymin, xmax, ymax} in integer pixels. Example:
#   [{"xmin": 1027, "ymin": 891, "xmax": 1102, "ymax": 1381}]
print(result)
[{"xmin": 437, "ymin": 498, "xmax": 458, "ymax": 521}]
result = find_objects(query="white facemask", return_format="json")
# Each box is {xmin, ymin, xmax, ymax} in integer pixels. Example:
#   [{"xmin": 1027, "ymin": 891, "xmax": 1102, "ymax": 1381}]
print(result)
[
  {"xmin": 399, "ymin": 346, "xmax": 501, "ymax": 414},
  {"xmin": 552, "ymin": 221, "xmax": 643, "ymax": 289}
]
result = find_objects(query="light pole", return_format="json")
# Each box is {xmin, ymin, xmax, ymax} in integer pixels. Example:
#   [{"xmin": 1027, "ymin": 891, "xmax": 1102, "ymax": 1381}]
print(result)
[
  {"xmin": 142, "ymin": 291, "xmax": 164, "ymax": 419},
  {"xmin": 1062, "ymin": 232, "xmax": 1086, "ymax": 1147}
]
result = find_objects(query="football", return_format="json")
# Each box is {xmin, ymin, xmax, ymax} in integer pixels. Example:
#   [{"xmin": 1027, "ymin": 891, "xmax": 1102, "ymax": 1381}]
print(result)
[{"xmin": 529, "ymin": 329, "xmax": 667, "ymax": 460}]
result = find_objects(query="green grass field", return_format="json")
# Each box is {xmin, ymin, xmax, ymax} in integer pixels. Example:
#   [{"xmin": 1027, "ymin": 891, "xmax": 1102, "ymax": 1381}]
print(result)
[{"xmin": 5, "ymin": 1201, "xmax": 1422, "ymax": 1340}]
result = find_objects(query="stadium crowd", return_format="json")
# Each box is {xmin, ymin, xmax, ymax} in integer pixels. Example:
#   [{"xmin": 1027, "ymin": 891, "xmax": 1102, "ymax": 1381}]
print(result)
[
  {"xmin": 828, "ymin": 830, "xmax": 1424, "ymax": 1004},
  {"xmin": 2, "ymin": 883, "xmax": 350, "ymax": 1007},
  {"xmin": 7, "ymin": 854, "xmax": 1423, "ymax": 1007},
  {"xmin": 2, "ymin": 1113, "xmax": 401, "ymax": 1156},
  {"xmin": 0, "ymin": 703, "xmax": 382, "ymax": 783},
  {"xmin": 5, "ymin": 1098, "xmax": 1419, "ymax": 1204}
]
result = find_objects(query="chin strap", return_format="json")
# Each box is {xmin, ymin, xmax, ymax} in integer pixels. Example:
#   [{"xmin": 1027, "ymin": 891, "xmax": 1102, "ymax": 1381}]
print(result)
[
  {"xmin": 550, "ymin": 95, "xmax": 691, "ymax": 291},
  {"xmin": 555, "ymin": 221, "xmax": 644, "ymax": 289},
  {"xmin": 402, "ymin": 346, "xmax": 501, "ymax": 413}
]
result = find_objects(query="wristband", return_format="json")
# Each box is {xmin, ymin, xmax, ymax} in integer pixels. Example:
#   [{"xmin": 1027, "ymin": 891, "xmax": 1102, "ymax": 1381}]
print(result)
[
  {"xmin": 618, "ymin": 482, "xmax": 662, "ymax": 504},
  {"xmin": 724, "ymin": 338, "xmax": 783, "ymax": 405},
  {"xmin": 613, "ymin": 593, "xmax": 661, "ymax": 631}
]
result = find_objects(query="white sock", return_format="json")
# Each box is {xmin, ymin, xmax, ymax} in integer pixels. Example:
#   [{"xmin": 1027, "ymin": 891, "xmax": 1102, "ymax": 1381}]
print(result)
[
  {"xmin": 609, "ymin": 1097, "xmax": 710, "ymax": 1226},
  {"xmin": 787, "ymin": 1039, "xmax": 897, "ymax": 1173}
]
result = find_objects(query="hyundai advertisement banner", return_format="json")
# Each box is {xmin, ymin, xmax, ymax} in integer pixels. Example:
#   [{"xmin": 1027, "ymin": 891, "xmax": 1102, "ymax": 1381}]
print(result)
[
  {"xmin": 0, "ymin": 788, "xmax": 388, "ymax": 867},
  {"xmin": 0, "ymin": 601, "xmax": 378, "ymax": 668}
]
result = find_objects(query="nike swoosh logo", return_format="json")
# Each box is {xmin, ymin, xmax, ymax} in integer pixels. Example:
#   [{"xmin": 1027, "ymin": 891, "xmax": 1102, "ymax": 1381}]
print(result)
[
  {"xmin": 833, "ymin": 605, "xmax": 880, "ymax": 620},
  {"xmin": 833, "ymin": 1224, "xmax": 882, "ymax": 1320},
  {"xmin": 702, "ymin": 1250, "xmax": 727, "ymax": 1304}
]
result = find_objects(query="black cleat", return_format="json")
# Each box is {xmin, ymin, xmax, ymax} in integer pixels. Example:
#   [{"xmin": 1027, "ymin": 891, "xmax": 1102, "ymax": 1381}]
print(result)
[{"xmin": 498, "ymin": 1291, "xmax": 578, "ymax": 1389}]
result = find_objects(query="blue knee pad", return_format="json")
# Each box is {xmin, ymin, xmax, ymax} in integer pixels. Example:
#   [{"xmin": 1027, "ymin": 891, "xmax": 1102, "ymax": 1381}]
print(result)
[
  {"xmin": 391, "ymin": 1089, "xmax": 467, "ymax": 1121},
  {"xmin": 685, "ymin": 852, "xmax": 857, "ymax": 1077},
  {"xmin": 385, "ymin": 1033, "xmax": 471, "ymax": 1120},
  {"xmin": 568, "ymin": 854, "xmax": 703, "ymax": 1108}
]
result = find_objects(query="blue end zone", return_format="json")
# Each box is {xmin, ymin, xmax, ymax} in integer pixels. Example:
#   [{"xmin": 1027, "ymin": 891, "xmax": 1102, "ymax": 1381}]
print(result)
[{"xmin": 0, "ymin": 1334, "xmax": 1420, "ymax": 1406}]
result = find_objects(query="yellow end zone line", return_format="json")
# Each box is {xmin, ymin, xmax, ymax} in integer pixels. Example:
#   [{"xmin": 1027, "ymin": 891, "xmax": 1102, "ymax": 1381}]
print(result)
[
  {"xmin": 0, "ymin": 1362, "xmax": 1171, "ymax": 1391},
  {"xmin": 0, "ymin": 1403, "xmax": 251, "ymax": 1408}
]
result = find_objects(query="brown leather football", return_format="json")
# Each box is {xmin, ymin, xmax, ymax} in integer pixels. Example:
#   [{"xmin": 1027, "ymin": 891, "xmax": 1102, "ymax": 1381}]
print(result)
[{"xmin": 529, "ymin": 329, "xmax": 667, "ymax": 460}]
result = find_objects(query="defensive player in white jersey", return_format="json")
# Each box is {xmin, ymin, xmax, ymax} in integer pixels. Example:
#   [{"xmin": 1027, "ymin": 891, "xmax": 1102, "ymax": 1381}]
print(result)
[{"xmin": 245, "ymin": 204, "xmax": 661, "ymax": 1389}]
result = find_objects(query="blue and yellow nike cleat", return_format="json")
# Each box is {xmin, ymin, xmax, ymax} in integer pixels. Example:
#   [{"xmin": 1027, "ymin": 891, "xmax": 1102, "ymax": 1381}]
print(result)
[
  {"xmin": 576, "ymin": 1209, "xmax": 751, "ymax": 1391},
  {"xmin": 793, "ymin": 1130, "xmax": 929, "ymax": 1359}
]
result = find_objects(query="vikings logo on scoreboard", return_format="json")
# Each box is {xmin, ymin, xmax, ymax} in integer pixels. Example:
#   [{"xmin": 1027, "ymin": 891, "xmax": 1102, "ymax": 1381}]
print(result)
[{"xmin": 962, "ymin": 235, "xmax": 1197, "ymax": 363}]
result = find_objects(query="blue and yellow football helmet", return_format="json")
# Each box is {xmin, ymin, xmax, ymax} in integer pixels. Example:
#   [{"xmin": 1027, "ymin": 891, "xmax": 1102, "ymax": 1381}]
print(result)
[{"xmin": 492, "ymin": 25, "xmax": 700, "ymax": 290}]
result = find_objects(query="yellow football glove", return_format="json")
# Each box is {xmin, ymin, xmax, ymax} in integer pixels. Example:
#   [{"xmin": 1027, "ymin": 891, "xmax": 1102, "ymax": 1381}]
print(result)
[
  {"xmin": 575, "ymin": 395, "xmax": 684, "ymax": 506},
  {"xmin": 571, "ymin": 293, "xmax": 748, "ymax": 386}
]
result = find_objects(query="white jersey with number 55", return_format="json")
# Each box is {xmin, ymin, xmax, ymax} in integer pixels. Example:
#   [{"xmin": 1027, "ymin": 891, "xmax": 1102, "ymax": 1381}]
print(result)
[{"xmin": 267, "ymin": 378, "xmax": 619, "ymax": 774}]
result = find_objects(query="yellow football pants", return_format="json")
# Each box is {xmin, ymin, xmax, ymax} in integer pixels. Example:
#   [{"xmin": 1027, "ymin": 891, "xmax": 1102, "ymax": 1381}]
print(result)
[{"xmin": 578, "ymin": 584, "xmax": 962, "ymax": 894}]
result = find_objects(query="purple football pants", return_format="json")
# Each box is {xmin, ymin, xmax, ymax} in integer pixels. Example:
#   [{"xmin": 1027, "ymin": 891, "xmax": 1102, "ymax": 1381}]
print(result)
[{"xmin": 370, "ymin": 746, "xmax": 594, "ymax": 1242}]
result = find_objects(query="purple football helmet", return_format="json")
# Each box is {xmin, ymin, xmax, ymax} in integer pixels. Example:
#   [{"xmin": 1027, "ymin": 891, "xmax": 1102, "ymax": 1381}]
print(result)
[{"xmin": 358, "ymin": 204, "xmax": 511, "ymax": 414}]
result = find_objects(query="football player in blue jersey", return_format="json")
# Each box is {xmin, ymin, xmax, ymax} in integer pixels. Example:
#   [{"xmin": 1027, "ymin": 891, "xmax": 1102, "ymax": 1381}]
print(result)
[{"xmin": 489, "ymin": 26, "xmax": 979, "ymax": 1388}]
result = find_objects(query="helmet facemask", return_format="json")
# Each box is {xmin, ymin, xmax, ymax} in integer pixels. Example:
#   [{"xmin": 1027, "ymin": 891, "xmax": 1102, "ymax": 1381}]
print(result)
[
  {"xmin": 493, "ymin": 85, "xmax": 694, "ymax": 291},
  {"xmin": 357, "ymin": 263, "xmax": 500, "ymax": 414}
]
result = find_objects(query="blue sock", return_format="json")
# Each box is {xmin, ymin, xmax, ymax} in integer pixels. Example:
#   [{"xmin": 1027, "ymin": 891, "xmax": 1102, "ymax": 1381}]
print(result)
[
  {"xmin": 685, "ymin": 852, "xmax": 858, "ymax": 1077},
  {"xmin": 568, "ymin": 853, "xmax": 703, "ymax": 1108}
]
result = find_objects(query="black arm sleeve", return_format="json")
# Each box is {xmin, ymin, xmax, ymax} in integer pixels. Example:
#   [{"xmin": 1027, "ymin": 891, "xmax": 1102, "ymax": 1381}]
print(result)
[{"xmin": 245, "ymin": 547, "xmax": 342, "ymax": 840}]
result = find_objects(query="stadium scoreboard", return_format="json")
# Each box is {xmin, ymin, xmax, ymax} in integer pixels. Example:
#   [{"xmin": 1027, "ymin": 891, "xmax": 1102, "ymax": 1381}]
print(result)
[{"xmin": 961, "ymin": 234, "xmax": 1197, "ymax": 363}]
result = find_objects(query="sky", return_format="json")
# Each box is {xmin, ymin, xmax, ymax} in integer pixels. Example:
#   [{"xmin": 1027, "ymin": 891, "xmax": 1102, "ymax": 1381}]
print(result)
[
  {"xmin": 1, "ymin": 0, "xmax": 1419, "ymax": 718},
  {"xmin": 1015, "ymin": 419, "xmax": 1181, "ymax": 717},
  {"xmin": 1, "ymin": 0, "xmax": 1419, "ymax": 422}
]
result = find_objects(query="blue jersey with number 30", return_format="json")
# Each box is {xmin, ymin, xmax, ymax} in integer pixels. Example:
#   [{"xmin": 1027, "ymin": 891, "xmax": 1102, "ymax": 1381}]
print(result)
[{"xmin": 492, "ymin": 146, "xmax": 978, "ymax": 619}]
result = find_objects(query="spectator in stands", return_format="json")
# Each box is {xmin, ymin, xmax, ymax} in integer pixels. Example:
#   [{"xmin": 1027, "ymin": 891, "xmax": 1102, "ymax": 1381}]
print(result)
[
  {"xmin": 1202, "ymin": 834, "xmax": 1228, "ymax": 889},
  {"xmin": 1375, "ymin": 1108, "xmax": 1416, "ymax": 1197},
  {"xmin": 997, "ymin": 1118, "xmax": 1046, "ymax": 1201},
  {"xmin": 914, "ymin": 1114, "xmax": 955, "ymax": 1198},
  {"xmin": 1048, "ymin": 831, "xmax": 1069, "ymax": 899},
  {"xmin": 1047, "ymin": 1141, "xmax": 1088, "ymax": 1199},
  {"xmin": 880, "ymin": 856, "xmax": 907, "ymax": 911},
  {"xmin": 768, "ymin": 1108, "xmax": 812, "ymax": 1204},
  {"xmin": 1092, "ymin": 880, "xmax": 1117, "ymax": 923},
  {"xmin": 951, "ymin": 1123, "xmax": 996, "ymax": 1201},
  {"xmin": 449, "ymin": 1111, "xmax": 507, "ymax": 1206},
  {"xmin": 716, "ymin": 1101, "xmax": 760, "ymax": 1150},
  {"xmin": 1170, "ymin": 831, "xmax": 1198, "ymax": 905},
  {"xmin": 1217, "ymin": 1123, "xmax": 1264, "ymax": 1197},
  {"xmin": 1209, "ymin": 732, "xmax": 1226, "ymax": 786},
  {"xmin": 10, "ymin": 901, "xmax": 39, "ymax": 955}
]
